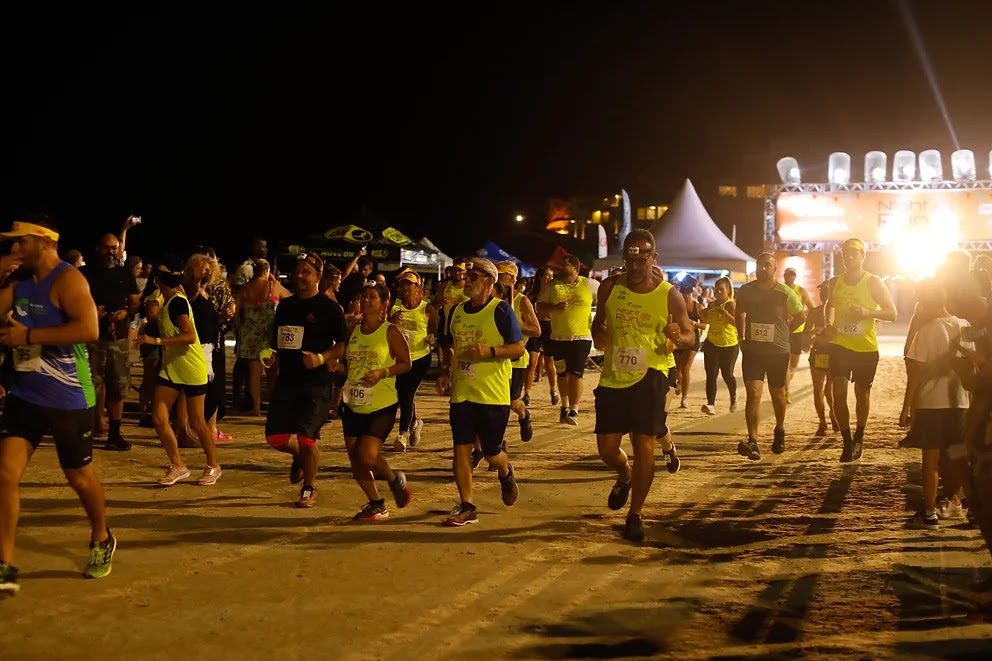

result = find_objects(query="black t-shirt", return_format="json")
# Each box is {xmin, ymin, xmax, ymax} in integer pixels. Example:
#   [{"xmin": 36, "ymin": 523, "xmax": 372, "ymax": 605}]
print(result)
[
  {"xmin": 272, "ymin": 293, "xmax": 347, "ymax": 387},
  {"xmin": 81, "ymin": 264, "xmax": 140, "ymax": 340},
  {"xmin": 190, "ymin": 295, "xmax": 220, "ymax": 347},
  {"xmin": 168, "ymin": 297, "xmax": 191, "ymax": 327}
]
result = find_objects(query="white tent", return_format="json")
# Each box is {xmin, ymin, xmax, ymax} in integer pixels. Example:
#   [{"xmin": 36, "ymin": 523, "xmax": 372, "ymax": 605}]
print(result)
[{"xmin": 419, "ymin": 237, "xmax": 453, "ymax": 268}]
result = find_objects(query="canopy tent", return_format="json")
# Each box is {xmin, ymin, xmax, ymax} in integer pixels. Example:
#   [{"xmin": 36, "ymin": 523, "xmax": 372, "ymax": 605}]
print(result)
[
  {"xmin": 279, "ymin": 223, "xmax": 442, "ymax": 276},
  {"xmin": 419, "ymin": 237, "xmax": 453, "ymax": 268},
  {"xmin": 476, "ymin": 241, "xmax": 536, "ymax": 277}
]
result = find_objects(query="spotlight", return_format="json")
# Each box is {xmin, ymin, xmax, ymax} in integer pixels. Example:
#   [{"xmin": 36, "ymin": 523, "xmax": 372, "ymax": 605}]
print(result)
[
  {"xmin": 828, "ymin": 152, "xmax": 851, "ymax": 185},
  {"xmin": 919, "ymin": 149, "xmax": 943, "ymax": 181},
  {"xmin": 776, "ymin": 157, "xmax": 801, "ymax": 184},
  {"xmin": 951, "ymin": 149, "xmax": 976, "ymax": 181},
  {"xmin": 864, "ymin": 151, "xmax": 887, "ymax": 183},
  {"xmin": 893, "ymin": 150, "xmax": 916, "ymax": 182}
]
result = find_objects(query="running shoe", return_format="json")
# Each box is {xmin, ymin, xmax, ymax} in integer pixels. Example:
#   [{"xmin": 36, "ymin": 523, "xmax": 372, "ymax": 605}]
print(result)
[
  {"xmin": 83, "ymin": 529, "xmax": 116, "ymax": 579},
  {"xmin": 104, "ymin": 437, "xmax": 131, "ymax": 452},
  {"xmin": 389, "ymin": 471, "xmax": 412, "ymax": 509},
  {"xmin": 729, "ymin": 398, "xmax": 737, "ymax": 413},
  {"xmin": 737, "ymin": 438, "xmax": 760, "ymax": 461},
  {"xmin": 158, "ymin": 465, "xmax": 190, "ymax": 487},
  {"xmin": 393, "ymin": 434, "xmax": 408, "ymax": 453},
  {"xmin": 936, "ymin": 497, "xmax": 965, "ymax": 520},
  {"xmin": 354, "ymin": 499, "xmax": 389, "ymax": 521},
  {"xmin": 0, "ymin": 562, "xmax": 19, "ymax": 595},
  {"xmin": 908, "ymin": 510, "xmax": 939, "ymax": 530},
  {"xmin": 814, "ymin": 423, "xmax": 828, "ymax": 437},
  {"xmin": 772, "ymin": 428, "xmax": 785, "ymax": 455},
  {"xmin": 519, "ymin": 411, "xmax": 534, "ymax": 442},
  {"xmin": 551, "ymin": 391, "xmax": 561, "ymax": 406},
  {"xmin": 565, "ymin": 409, "xmax": 579, "ymax": 426},
  {"xmin": 443, "ymin": 501, "xmax": 478, "ymax": 527},
  {"xmin": 196, "ymin": 466, "xmax": 222, "ymax": 486},
  {"xmin": 851, "ymin": 429, "xmax": 864, "ymax": 461},
  {"xmin": 559, "ymin": 406, "xmax": 567, "ymax": 423},
  {"xmin": 701, "ymin": 404, "xmax": 715, "ymax": 416},
  {"xmin": 410, "ymin": 418, "xmax": 423, "ymax": 447},
  {"xmin": 622, "ymin": 512, "xmax": 645, "ymax": 543},
  {"xmin": 215, "ymin": 430, "xmax": 233, "ymax": 441},
  {"xmin": 471, "ymin": 448, "xmax": 485, "ymax": 470},
  {"xmin": 608, "ymin": 478, "xmax": 631, "ymax": 510},
  {"xmin": 839, "ymin": 439, "xmax": 853, "ymax": 463},
  {"xmin": 679, "ymin": 399, "xmax": 688, "ymax": 409},
  {"xmin": 296, "ymin": 485, "xmax": 317, "ymax": 508},
  {"xmin": 522, "ymin": 393, "xmax": 530, "ymax": 406},
  {"xmin": 663, "ymin": 443, "xmax": 680, "ymax": 474},
  {"xmin": 290, "ymin": 456, "xmax": 303, "ymax": 484},
  {"xmin": 499, "ymin": 463, "xmax": 519, "ymax": 506}
]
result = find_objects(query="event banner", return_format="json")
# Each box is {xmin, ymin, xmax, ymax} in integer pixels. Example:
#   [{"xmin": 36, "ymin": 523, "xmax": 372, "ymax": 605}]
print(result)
[{"xmin": 775, "ymin": 188, "xmax": 992, "ymax": 243}]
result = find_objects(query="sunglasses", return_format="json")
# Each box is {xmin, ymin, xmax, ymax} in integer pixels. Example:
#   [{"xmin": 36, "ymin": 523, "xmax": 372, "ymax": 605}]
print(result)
[{"xmin": 466, "ymin": 271, "xmax": 490, "ymax": 282}]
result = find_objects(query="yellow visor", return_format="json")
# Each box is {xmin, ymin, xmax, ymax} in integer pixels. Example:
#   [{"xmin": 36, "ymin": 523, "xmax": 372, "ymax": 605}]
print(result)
[{"xmin": 0, "ymin": 221, "xmax": 60, "ymax": 242}]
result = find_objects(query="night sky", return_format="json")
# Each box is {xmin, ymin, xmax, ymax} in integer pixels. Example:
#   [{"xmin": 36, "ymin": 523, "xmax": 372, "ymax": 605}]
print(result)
[{"xmin": 3, "ymin": 2, "xmax": 991, "ymax": 266}]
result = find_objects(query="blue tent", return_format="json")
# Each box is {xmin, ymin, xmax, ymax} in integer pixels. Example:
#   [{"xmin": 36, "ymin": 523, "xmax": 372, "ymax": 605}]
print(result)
[{"xmin": 476, "ymin": 241, "xmax": 536, "ymax": 277}]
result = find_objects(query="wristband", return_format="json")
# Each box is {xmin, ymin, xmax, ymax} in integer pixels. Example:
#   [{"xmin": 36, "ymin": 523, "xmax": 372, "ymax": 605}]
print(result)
[
  {"xmin": 155, "ymin": 337, "xmax": 162, "ymax": 346},
  {"xmin": 317, "ymin": 353, "xmax": 325, "ymax": 366}
]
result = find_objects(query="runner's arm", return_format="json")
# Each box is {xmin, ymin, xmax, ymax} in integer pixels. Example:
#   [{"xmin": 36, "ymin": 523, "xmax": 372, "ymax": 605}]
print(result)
[
  {"xmin": 868, "ymin": 275, "xmax": 897, "ymax": 323},
  {"xmin": 384, "ymin": 324, "xmax": 412, "ymax": 377},
  {"xmin": 517, "ymin": 295, "xmax": 541, "ymax": 338},
  {"xmin": 734, "ymin": 293, "xmax": 746, "ymax": 341},
  {"xmin": 492, "ymin": 300, "xmax": 525, "ymax": 360},
  {"xmin": 22, "ymin": 268, "xmax": 99, "ymax": 346},
  {"xmin": 666, "ymin": 287, "xmax": 696, "ymax": 349},
  {"xmin": 591, "ymin": 276, "xmax": 616, "ymax": 351},
  {"xmin": 900, "ymin": 357, "xmax": 926, "ymax": 425},
  {"xmin": 425, "ymin": 302, "xmax": 439, "ymax": 340}
]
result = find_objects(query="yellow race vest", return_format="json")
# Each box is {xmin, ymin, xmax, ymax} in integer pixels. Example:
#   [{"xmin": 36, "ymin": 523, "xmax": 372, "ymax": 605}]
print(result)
[
  {"xmin": 449, "ymin": 298, "xmax": 512, "ymax": 405},
  {"xmin": 158, "ymin": 292, "xmax": 208, "ymax": 386},
  {"xmin": 830, "ymin": 272, "xmax": 879, "ymax": 353},
  {"xmin": 510, "ymin": 292, "xmax": 530, "ymax": 369},
  {"xmin": 548, "ymin": 276, "xmax": 594, "ymax": 340},
  {"xmin": 600, "ymin": 277, "xmax": 676, "ymax": 389},
  {"xmin": 790, "ymin": 284, "xmax": 806, "ymax": 334},
  {"xmin": 344, "ymin": 322, "xmax": 398, "ymax": 414},
  {"xmin": 702, "ymin": 300, "xmax": 739, "ymax": 348},
  {"xmin": 391, "ymin": 299, "xmax": 430, "ymax": 361}
]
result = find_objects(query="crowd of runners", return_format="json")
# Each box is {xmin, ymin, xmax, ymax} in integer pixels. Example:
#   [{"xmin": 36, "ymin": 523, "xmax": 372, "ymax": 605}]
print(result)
[{"xmin": 1, "ymin": 215, "xmax": 992, "ymax": 610}]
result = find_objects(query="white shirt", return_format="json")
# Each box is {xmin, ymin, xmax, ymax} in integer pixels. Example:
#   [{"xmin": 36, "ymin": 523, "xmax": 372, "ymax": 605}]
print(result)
[{"xmin": 907, "ymin": 315, "xmax": 972, "ymax": 409}]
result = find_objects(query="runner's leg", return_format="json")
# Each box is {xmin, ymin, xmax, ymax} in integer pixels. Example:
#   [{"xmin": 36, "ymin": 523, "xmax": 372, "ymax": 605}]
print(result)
[{"xmin": 0, "ymin": 438, "xmax": 33, "ymax": 564}]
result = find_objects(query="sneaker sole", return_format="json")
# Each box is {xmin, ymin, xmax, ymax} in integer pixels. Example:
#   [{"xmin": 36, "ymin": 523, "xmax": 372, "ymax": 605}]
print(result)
[
  {"xmin": 296, "ymin": 500, "xmax": 317, "ymax": 509},
  {"xmin": 197, "ymin": 472, "xmax": 222, "ymax": 486},
  {"xmin": 355, "ymin": 512, "xmax": 390, "ymax": 522},
  {"xmin": 158, "ymin": 471, "xmax": 191, "ymax": 487},
  {"xmin": 444, "ymin": 517, "xmax": 478, "ymax": 527},
  {"xmin": 565, "ymin": 418, "xmax": 578, "ymax": 426}
]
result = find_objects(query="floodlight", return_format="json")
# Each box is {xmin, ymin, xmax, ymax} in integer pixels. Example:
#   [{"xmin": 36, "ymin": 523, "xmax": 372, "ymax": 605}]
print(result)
[
  {"xmin": 919, "ymin": 149, "xmax": 943, "ymax": 181},
  {"xmin": 776, "ymin": 157, "xmax": 801, "ymax": 184},
  {"xmin": 951, "ymin": 149, "xmax": 976, "ymax": 181},
  {"xmin": 893, "ymin": 150, "xmax": 916, "ymax": 182},
  {"xmin": 828, "ymin": 152, "xmax": 851, "ymax": 185},
  {"xmin": 864, "ymin": 151, "xmax": 887, "ymax": 183}
]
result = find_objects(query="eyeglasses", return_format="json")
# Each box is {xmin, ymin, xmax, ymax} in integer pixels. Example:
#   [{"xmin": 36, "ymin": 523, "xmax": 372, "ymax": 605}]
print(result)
[{"xmin": 466, "ymin": 271, "xmax": 490, "ymax": 282}]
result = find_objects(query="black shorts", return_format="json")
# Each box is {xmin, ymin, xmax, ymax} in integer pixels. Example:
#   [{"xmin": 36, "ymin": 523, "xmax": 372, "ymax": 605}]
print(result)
[
  {"xmin": 741, "ymin": 351, "xmax": 789, "ymax": 388},
  {"xmin": 594, "ymin": 368, "xmax": 670, "ymax": 437},
  {"xmin": 0, "ymin": 395, "xmax": 94, "ymax": 469},
  {"xmin": 548, "ymin": 339, "xmax": 592, "ymax": 377},
  {"xmin": 525, "ymin": 336, "xmax": 543, "ymax": 354},
  {"xmin": 539, "ymin": 319, "xmax": 552, "ymax": 343},
  {"xmin": 510, "ymin": 368, "xmax": 527, "ymax": 402},
  {"xmin": 808, "ymin": 346, "xmax": 831, "ymax": 371},
  {"xmin": 828, "ymin": 345, "xmax": 880, "ymax": 387},
  {"xmin": 450, "ymin": 401, "xmax": 510, "ymax": 456},
  {"xmin": 340, "ymin": 403, "xmax": 398, "ymax": 441},
  {"xmin": 266, "ymin": 384, "xmax": 332, "ymax": 440},
  {"xmin": 789, "ymin": 333, "xmax": 804, "ymax": 355},
  {"xmin": 157, "ymin": 377, "xmax": 209, "ymax": 398}
]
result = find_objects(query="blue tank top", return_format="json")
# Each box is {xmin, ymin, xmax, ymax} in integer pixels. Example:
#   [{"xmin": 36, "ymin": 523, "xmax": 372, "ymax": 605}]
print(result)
[{"xmin": 10, "ymin": 262, "xmax": 96, "ymax": 410}]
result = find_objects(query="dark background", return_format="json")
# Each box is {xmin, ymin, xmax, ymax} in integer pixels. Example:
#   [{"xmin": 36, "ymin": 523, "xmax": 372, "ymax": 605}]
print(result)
[{"xmin": 2, "ymin": 1, "xmax": 990, "ymax": 266}]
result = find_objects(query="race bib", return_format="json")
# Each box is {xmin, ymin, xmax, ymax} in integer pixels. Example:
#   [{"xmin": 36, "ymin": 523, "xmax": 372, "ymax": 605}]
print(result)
[
  {"xmin": 277, "ymin": 325, "xmax": 304, "ymax": 350},
  {"xmin": 840, "ymin": 320, "xmax": 864, "ymax": 337},
  {"xmin": 750, "ymin": 323, "xmax": 775, "ymax": 343},
  {"xmin": 613, "ymin": 346, "xmax": 646, "ymax": 373},
  {"xmin": 343, "ymin": 382, "xmax": 372, "ymax": 408},
  {"xmin": 13, "ymin": 344, "xmax": 41, "ymax": 372},
  {"xmin": 813, "ymin": 352, "xmax": 830, "ymax": 370},
  {"xmin": 455, "ymin": 359, "xmax": 477, "ymax": 379}
]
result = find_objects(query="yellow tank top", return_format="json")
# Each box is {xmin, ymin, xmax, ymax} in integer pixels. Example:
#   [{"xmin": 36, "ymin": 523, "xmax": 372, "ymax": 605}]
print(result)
[
  {"xmin": 702, "ymin": 300, "xmax": 739, "ymax": 347},
  {"xmin": 391, "ymin": 299, "xmax": 430, "ymax": 361},
  {"xmin": 449, "ymin": 298, "xmax": 512, "ymax": 405},
  {"xmin": 790, "ymin": 284, "xmax": 806, "ymax": 334},
  {"xmin": 510, "ymin": 292, "xmax": 530, "ymax": 369},
  {"xmin": 344, "ymin": 321, "xmax": 398, "ymax": 414},
  {"xmin": 158, "ymin": 292, "xmax": 208, "ymax": 386},
  {"xmin": 829, "ymin": 272, "xmax": 879, "ymax": 352},
  {"xmin": 600, "ymin": 277, "xmax": 676, "ymax": 389},
  {"xmin": 549, "ymin": 276, "xmax": 594, "ymax": 340}
]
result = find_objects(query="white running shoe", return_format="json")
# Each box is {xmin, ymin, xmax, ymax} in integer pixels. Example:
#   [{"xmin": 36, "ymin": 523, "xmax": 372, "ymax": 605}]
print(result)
[
  {"xmin": 196, "ymin": 465, "xmax": 222, "ymax": 486},
  {"xmin": 409, "ymin": 419, "xmax": 423, "ymax": 447},
  {"xmin": 701, "ymin": 404, "xmax": 716, "ymax": 415},
  {"xmin": 679, "ymin": 399, "xmax": 688, "ymax": 409},
  {"xmin": 393, "ymin": 434, "xmax": 408, "ymax": 452},
  {"xmin": 158, "ymin": 465, "xmax": 190, "ymax": 486},
  {"xmin": 936, "ymin": 497, "xmax": 965, "ymax": 520}
]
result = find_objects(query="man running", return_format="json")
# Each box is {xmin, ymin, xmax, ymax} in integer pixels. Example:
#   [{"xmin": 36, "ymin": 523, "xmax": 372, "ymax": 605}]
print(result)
[
  {"xmin": 783, "ymin": 267, "xmax": 815, "ymax": 402},
  {"xmin": 824, "ymin": 238, "xmax": 897, "ymax": 462},
  {"xmin": 592, "ymin": 230, "xmax": 695, "ymax": 542},
  {"xmin": 264, "ymin": 253, "xmax": 346, "ymax": 507},
  {"xmin": 0, "ymin": 216, "xmax": 116, "ymax": 595},
  {"xmin": 537, "ymin": 256, "xmax": 599, "ymax": 425},
  {"xmin": 497, "ymin": 261, "xmax": 540, "ymax": 442},
  {"xmin": 734, "ymin": 253, "xmax": 805, "ymax": 460},
  {"xmin": 436, "ymin": 258, "xmax": 524, "ymax": 526}
]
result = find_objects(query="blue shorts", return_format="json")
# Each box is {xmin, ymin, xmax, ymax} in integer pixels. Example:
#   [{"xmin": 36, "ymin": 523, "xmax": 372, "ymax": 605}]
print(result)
[{"xmin": 450, "ymin": 401, "xmax": 510, "ymax": 456}]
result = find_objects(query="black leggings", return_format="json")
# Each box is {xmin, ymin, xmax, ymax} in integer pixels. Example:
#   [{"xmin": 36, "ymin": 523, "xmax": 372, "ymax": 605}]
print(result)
[
  {"xmin": 703, "ymin": 340, "xmax": 739, "ymax": 405},
  {"xmin": 396, "ymin": 353, "xmax": 432, "ymax": 433}
]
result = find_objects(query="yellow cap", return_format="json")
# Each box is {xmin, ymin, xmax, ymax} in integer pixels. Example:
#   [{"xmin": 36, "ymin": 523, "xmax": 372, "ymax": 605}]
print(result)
[
  {"xmin": 496, "ymin": 261, "xmax": 518, "ymax": 278},
  {"xmin": 0, "ymin": 221, "xmax": 60, "ymax": 242},
  {"xmin": 395, "ymin": 269, "xmax": 422, "ymax": 286},
  {"xmin": 842, "ymin": 238, "xmax": 865, "ymax": 251}
]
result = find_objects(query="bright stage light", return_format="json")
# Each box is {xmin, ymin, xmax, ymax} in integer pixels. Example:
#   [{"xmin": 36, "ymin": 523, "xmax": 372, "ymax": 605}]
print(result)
[
  {"xmin": 828, "ymin": 152, "xmax": 851, "ymax": 185},
  {"xmin": 864, "ymin": 151, "xmax": 887, "ymax": 182},
  {"xmin": 889, "ymin": 205, "xmax": 961, "ymax": 279},
  {"xmin": 777, "ymin": 157, "xmax": 801, "ymax": 184},
  {"xmin": 919, "ymin": 149, "xmax": 943, "ymax": 181},
  {"xmin": 951, "ymin": 149, "xmax": 976, "ymax": 181},
  {"xmin": 893, "ymin": 150, "xmax": 916, "ymax": 182}
]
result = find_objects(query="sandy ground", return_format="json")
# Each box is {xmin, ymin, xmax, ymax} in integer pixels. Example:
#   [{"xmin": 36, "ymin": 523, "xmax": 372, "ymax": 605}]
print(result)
[{"xmin": 4, "ymin": 340, "xmax": 992, "ymax": 660}]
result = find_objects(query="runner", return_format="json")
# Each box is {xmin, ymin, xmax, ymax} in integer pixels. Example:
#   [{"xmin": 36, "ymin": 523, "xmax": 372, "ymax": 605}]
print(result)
[
  {"xmin": 436, "ymin": 258, "xmax": 524, "ymax": 527},
  {"xmin": 824, "ymin": 238, "xmax": 897, "ymax": 462},
  {"xmin": 497, "ymin": 261, "xmax": 540, "ymax": 442},
  {"xmin": 528, "ymin": 265, "xmax": 559, "ymax": 405},
  {"xmin": 436, "ymin": 260, "xmax": 468, "ymax": 371},
  {"xmin": 700, "ymin": 276, "xmax": 739, "ymax": 415},
  {"xmin": 390, "ymin": 270, "xmax": 438, "ymax": 451},
  {"xmin": 0, "ymin": 216, "xmax": 116, "ymax": 595},
  {"xmin": 805, "ymin": 279, "xmax": 840, "ymax": 436},
  {"xmin": 537, "ymin": 256, "xmax": 599, "ymax": 425},
  {"xmin": 138, "ymin": 259, "xmax": 222, "ymax": 486},
  {"xmin": 674, "ymin": 278, "xmax": 706, "ymax": 410},
  {"xmin": 592, "ymin": 230, "xmax": 695, "ymax": 542},
  {"xmin": 734, "ymin": 253, "xmax": 805, "ymax": 460},
  {"xmin": 325, "ymin": 282, "xmax": 413, "ymax": 520},
  {"xmin": 263, "ymin": 253, "xmax": 346, "ymax": 507},
  {"xmin": 783, "ymin": 267, "xmax": 816, "ymax": 402}
]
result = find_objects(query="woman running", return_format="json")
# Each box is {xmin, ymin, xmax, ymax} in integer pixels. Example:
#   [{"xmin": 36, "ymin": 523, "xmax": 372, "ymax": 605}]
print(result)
[
  {"xmin": 497, "ymin": 262, "xmax": 540, "ymax": 442},
  {"xmin": 700, "ymin": 276, "xmax": 739, "ymax": 415},
  {"xmin": 390, "ymin": 270, "xmax": 438, "ymax": 451},
  {"xmin": 674, "ymin": 278, "xmax": 706, "ymax": 409},
  {"xmin": 326, "ymin": 283, "xmax": 413, "ymax": 521},
  {"xmin": 138, "ymin": 261, "xmax": 221, "ymax": 487},
  {"xmin": 806, "ymin": 279, "xmax": 839, "ymax": 436}
]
